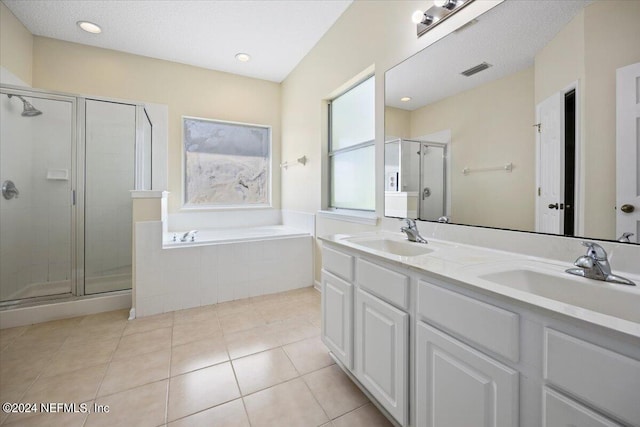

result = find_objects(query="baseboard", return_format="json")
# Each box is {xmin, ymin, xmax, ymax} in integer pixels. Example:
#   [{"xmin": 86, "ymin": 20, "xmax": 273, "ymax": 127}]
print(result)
[{"xmin": 314, "ymin": 280, "xmax": 321, "ymax": 292}]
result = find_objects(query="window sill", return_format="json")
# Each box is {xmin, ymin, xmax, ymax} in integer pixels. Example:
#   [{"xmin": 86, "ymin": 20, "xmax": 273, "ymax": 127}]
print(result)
[{"xmin": 317, "ymin": 209, "xmax": 378, "ymax": 226}]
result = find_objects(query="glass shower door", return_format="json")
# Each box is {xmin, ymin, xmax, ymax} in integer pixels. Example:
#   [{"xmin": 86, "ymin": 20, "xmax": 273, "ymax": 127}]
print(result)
[
  {"xmin": 83, "ymin": 99, "xmax": 135, "ymax": 295},
  {"xmin": 0, "ymin": 90, "xmax": 75, "ymax": 303}
]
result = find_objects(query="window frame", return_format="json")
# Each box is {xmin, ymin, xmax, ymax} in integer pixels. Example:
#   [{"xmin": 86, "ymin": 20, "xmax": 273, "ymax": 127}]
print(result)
[
  {"xmin": 181, "ymin": 116, "xmax": 272, "ymax": 210},
  {"xmin": 328, "ymin": 75, "xmax": 376, "ymax": 212}
]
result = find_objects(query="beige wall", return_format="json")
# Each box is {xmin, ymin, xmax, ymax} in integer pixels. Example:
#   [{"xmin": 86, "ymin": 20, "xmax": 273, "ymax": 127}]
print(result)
[
  {"xmin": 410, "ymin": 67, "xmax": 536, "ymax": 231},
  {"xmin": 385, "ymin": 106, "xmax": 411, "ymax": 140},
  {"xmin": 280, "ymin": 0, "xmax": 501, "ymax": 281},
  {"xmin": 31, "ymin": 37, "xmax": 282, "ymax": 213},
  {"xmin": 534, "ymin": 1, "xmax": 640, "ymax": 240},
  {"xmin": 0, "ymin": 2, "xmax": 33, "ymax": 85},
  {"xmin": 534, "ymin": 10, "xmax": 585, "ymax": 105},
  {"xmin": 583, "ymin": 0, "xmax": 640, "ymax": 239}
]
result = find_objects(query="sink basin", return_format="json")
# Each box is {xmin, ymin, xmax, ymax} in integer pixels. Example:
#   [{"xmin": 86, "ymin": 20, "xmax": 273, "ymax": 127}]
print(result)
[
  {"xmin": 480, "ymin": 268, "xmax": 640, "ymax": 323},
  {"xmin": 347, "ymin": 238, "xmax": 434, "ymax": 257}
]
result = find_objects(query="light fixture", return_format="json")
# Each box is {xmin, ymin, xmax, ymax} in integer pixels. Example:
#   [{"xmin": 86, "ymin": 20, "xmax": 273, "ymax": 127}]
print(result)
[
  {"xmin": 411, "ymin": 10, "xmax": 437, "ymax": 26},
  {"xmin": 400, "ymin": 97, "xmax": 412, "ymax": 102},
  {"xmin": 434, "ymin": 0, "xmax": 458, "ymax": 10},
  {"xmin": 413, "ymin": 0, "xmax": 474, "ymax": 38},
  {"xmin": 77, "ymin": 21, "xmax": 102, "ymax": 34},
  {"xmin": 235, "ymin": 53, "xmax": 251, "ymax": 62}
]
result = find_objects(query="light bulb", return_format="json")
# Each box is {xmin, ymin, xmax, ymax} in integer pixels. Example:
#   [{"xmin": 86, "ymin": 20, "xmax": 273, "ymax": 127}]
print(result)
[
  {"xmin": 412, "ymin": 10, "xmax": 425, "ymax": 24},
  {"xmin": 434, "ymin": 0, "xmax": 457, "ymax": 10},
  {"xmin": 400, "ymin": 97, "xmax": 412, "ymax": 102}
]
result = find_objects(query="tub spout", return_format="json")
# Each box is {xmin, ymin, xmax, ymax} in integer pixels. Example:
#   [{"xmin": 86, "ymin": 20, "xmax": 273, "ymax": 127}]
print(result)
[{"xmin": 181, "ymin": 230, "xmax": 198, "ymax": 242}]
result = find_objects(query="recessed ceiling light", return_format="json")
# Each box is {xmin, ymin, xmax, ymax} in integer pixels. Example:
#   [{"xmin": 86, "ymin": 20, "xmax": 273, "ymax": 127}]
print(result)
[
  {"xmin": 77, "ymin": 21, "xmax": 102, "ymax": 34},
  {"xmin": 401, "ymin": 97, "xmax": 412, "ymax": 102},
  {"xmin": 235, "ymin": 53, "xmax": 251, "ymax": 62}
]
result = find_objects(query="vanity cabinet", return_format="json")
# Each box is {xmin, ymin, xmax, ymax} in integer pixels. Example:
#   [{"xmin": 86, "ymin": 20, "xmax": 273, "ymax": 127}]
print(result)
[
  {"xmin": 354, "ymin": 287, "xmax": 409, "ymax": 425},
  {"xmin": 320, "ymin": 240, "xmax": 640, "ymax": 427},
  {"xmin": 416, "ymin": 321, "xmax": 519, "ymax": 427}
]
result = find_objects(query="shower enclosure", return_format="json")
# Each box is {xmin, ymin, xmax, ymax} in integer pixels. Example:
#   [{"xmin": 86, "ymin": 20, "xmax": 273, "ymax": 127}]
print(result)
[{"xmin": 0, "ymin": 86, "xmax": 152, "ymax": 306}]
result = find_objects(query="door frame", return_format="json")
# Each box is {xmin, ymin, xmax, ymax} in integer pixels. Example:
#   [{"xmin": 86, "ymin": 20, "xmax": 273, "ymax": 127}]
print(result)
[
  {"xmin": 0, "ymin": 86, "xmax": 79, "ymax": 305},
  {"xmin": 414, "ymin": 129, "xmax": 452, "ymax": 221}
]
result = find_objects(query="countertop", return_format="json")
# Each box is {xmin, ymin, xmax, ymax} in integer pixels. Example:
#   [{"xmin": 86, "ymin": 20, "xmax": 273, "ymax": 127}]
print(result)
[{"xmin": 320, "ymin": 231, "xmax": 640, "ymax": 339}]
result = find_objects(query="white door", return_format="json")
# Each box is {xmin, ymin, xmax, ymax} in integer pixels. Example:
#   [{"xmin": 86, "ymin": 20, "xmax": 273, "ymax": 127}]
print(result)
[
  {"xmin": 616, "ymin": 62, "xmax": 640, "ymax": 243},
  {"xmin": 355, "ymin": 288, "xmax": 408, "ymax": 425},
  {"xmin": 536, "ymin": 92, "xmax": 564, "ymax": 234},
  {"xmin": 416, "ymin": 321, "xmax": 519, "ymax": 427},
  {"xmin": 321, "ymin": 270, "xmax": 353, "ymax": 369}
]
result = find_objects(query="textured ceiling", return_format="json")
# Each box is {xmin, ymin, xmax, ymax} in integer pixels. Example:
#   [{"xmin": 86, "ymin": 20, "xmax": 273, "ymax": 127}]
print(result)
[
  {"xmin": 386, "ymin": 0, "xmax": 591, "ymax": 111},
  {"xmin": 2, "ymin": 0, "xmax": 352, "ymax": 83}
]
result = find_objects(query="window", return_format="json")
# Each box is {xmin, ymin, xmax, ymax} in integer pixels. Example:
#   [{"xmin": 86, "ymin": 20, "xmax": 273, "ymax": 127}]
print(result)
[
  {"xmin": 183, "ymin": 116, "xmax": 271, "ymax": 207},
  {"xmin": 329, "ymin": 76, "xmax": 375, "ymax": 211}
]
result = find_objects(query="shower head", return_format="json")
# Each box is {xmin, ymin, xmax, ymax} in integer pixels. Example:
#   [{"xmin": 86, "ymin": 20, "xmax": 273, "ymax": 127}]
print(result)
[{"xmin": 7, "ymin": 94, "xmax": 42, "ymax": 117}]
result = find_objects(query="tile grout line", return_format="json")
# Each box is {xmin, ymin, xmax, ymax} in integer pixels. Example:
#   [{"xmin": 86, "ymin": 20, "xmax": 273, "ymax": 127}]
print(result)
[
  {"xmin": 81, "ymin": 315, "xmax": 129, "ymax": 427},
  {"xmin": 1, "ymin": 318, "xmax": 84, "ymax": 426}
]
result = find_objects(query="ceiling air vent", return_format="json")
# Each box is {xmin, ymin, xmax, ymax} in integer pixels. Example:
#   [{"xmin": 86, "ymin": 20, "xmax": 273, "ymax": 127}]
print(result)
[{"xmin": 461, "ymin": 62, "xmax": 492, "ymax": 77}]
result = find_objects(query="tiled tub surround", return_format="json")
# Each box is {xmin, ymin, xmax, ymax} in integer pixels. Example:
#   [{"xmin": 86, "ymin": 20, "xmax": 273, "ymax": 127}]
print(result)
[
  {"xmin": 0, "ymin": 287, "xmax": 393, "ymax": 426},
  {"xmin": 135, "ymin": 221, "xmax": 313, "ymax": 317}
]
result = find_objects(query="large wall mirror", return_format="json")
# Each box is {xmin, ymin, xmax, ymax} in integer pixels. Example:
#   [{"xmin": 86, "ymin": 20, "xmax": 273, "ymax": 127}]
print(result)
[{"xmin": 384, "ymin": 0, "xmax": 640, "ymax": 244}]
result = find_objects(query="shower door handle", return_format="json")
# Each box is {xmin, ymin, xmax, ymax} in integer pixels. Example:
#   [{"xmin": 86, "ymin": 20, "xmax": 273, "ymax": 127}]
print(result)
[{"xmin": 2, "ymin": 180, "xmax": 19, "ymax": 200}]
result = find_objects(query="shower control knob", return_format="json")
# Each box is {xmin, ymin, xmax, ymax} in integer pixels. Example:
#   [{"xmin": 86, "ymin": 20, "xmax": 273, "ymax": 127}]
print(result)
[{"xmin": 2, "ymin": 180, "xmax": 19, "ymax": 200}]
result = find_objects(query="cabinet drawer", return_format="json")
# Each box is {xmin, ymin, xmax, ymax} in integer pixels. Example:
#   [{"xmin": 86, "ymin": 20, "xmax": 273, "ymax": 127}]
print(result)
[
  {"xmin": 543, "ymin": 387, "xmax": 621, "ymax": 427},
  {"xmin": 323, "ymin": 245, "xmax": 354, "ymax": 282},
  {"xmin": 357, "ymin": 258, "xmax": 409, "ymax": 310},
  {"xmin": 417, "ymin": 280, "xmax": 519, "ymax": 362},
  {"xmin": 544, "ymin": 328, "xmax": 640, "ymax": 426}
]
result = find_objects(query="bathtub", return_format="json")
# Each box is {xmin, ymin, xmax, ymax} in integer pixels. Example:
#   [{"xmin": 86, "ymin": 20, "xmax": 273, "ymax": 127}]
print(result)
[
  {"xmin": 163, "ymin": 225, "xmax": 309, "ymax": 247},
  {"xmin": 135, "ymin": 222, "xmax": 314, "ymax": 317}
]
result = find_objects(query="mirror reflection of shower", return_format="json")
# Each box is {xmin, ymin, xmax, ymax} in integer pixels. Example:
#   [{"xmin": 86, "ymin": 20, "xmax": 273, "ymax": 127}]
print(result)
[{"xmin": 6, "ymin": 93, "xmax": 42, "ymax": 117}]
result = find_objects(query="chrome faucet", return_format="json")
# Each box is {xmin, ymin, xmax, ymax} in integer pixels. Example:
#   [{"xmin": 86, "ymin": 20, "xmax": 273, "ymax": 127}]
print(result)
[
  {"xmin": 180, "ymin": 230, "xmax": 198, "ymax": 242},
  {"xmin": 400, "ymin": 218, "xmax": 428, "ymax": 244},
  {"xmin": 565, "ymin": 241, "xmax": 635, "ymax": 286},
  {"xmin": 617, "ymin": 232, "xmax": 634, "ymax": 243}
]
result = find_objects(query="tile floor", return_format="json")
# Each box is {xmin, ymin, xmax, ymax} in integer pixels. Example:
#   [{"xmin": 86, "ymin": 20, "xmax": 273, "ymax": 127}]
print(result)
[{"xmin": 0, "ymin": 287, "xmax": 392, "ymax": 427}]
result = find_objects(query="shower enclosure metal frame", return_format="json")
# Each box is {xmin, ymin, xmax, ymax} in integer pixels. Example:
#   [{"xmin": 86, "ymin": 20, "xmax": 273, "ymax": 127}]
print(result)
[{"xmin": 0, "ymin": 84, "xmax": 152, "ymax": 307}]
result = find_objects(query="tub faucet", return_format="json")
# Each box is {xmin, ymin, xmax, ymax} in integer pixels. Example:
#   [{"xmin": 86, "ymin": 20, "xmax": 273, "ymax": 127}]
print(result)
[
  {"xmin": 181, "ymin": 230, "xmax": 198, "ymax": 242},
  {"xmin": 401, "ymin": 218, "xmax": 428, "ymax": 244},
  {"xmin": 565, "ymin": 241, "xmax": 635, "ymax": 286}
]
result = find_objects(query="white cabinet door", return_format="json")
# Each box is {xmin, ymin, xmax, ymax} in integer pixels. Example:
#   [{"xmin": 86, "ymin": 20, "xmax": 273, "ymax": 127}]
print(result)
[
  {"xmin": 321, "ymin": 270, "xmax": 353, "ymax": 369},
  {"xmin": 355, "ymin": 288, "xmax": 408, "ymax": 425},
  {"xmin": 416, "ymin": 321, "xmax": 519, "ymax": 427}
]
